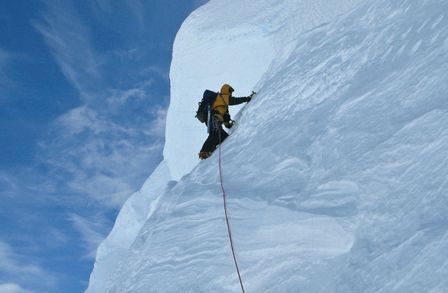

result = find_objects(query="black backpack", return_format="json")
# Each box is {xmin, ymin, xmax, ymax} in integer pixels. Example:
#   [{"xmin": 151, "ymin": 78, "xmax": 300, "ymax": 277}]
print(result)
[{"xmin": 195, "ymin": 90, "xmax": 218, "ymax": 123}]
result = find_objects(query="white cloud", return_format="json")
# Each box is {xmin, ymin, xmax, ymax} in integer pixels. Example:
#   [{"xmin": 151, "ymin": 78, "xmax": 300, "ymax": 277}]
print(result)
[
  {"xmin": 143, "ymin": 66, "xmax": 170, "ymax": 81},
  {"xmin": 0, "ymin": 168, "xmax": 55, "ymax": 205},
  {"xmin": 69, "ymin": 213, "xmax": 112, "ymax": 260},
  {"xmin": 106, "ymin": 79, "xmax": 154, "ymax": 109},
  {"xmin": 32, "ymin": 69, "xmax": 168, "ymax": 207},
  {"xmin": 0, "ymin": 170, "xmax": 19, "ymax": 198},
  {"xmin": 0, "ymin": 283, "xmax": 31, "ymax": 293},
  {"xmin": 39, "ymin": 97, "xmax": 165, "ymax": 207},
  {"xmin": 0, "ymin": 241, "xmax": 40, "ymax": 276},
  {"xmin": 32, "ymin": 0, "xmax": 100, "ymax": 97},
  {"xmin": 0, "ymin": 241, "xmax": 54, "ymax": 291},
  {"xmin": 54, "ymin": 105, "xmax": 110, "ymax": 136}
]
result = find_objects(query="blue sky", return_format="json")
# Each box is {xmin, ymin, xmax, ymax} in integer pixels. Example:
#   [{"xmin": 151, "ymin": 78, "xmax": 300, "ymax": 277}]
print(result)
[{"xmin": 0, "ymin": 1, "xmax": 205, "ymax": 292}]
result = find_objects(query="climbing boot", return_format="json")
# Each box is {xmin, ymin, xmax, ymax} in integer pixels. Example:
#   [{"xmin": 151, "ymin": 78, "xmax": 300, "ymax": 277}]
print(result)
[{"xmin": 198, "ymin": 151, "xmax": 212, "ymax": 160}]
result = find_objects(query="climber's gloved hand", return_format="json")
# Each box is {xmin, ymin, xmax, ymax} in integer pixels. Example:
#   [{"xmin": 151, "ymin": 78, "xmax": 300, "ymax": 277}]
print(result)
[{"xmin": 224, "ymin": 120, "xmax": 234, "ymax": 129}]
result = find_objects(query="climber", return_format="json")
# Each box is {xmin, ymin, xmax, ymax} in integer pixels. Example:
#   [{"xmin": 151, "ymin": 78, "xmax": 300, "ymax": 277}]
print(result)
[{"xmin": 198, "ymin": 84, "xmax": 254, "ymax": 160}]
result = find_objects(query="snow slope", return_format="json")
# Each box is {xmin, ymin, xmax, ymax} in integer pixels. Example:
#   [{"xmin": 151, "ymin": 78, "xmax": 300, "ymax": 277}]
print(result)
[{"xmin": 88, "ymin": 0, "xmax": 448, "ymax": 292}]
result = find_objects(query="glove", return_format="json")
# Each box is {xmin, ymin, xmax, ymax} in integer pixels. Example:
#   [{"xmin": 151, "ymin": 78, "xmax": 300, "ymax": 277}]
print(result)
[
  {"xmin": 246, "ymin": 91, "xmax": 256, "ymax": 102},
  {"xmin": 223, "ymin": 112, "xmax": 231, "ymax": 123},
  {"xmin": 224, "ymin": 120, "xmax": 234, "ymax": 129}
]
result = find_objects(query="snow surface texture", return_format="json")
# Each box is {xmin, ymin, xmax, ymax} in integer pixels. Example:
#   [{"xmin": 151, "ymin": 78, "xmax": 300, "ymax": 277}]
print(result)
[{"xmin": 88, "ymin": 0, "xmax": 448, "ymax": 292}]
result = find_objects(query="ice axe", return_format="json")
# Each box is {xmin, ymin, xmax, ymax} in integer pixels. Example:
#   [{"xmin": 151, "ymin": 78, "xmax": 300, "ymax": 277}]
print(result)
[
  {"xmin": 249, "ymin": 91, "xmax": 257, "ymax": 100},
  {"xmin": 228, "ymin": 90, "xmax": 257, "ymax": 129}
]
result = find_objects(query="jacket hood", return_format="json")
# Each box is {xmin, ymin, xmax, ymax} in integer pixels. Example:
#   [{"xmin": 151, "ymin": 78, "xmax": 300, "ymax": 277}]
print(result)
[{"xmin": 220, "ymin": 84, "xmax": 234, "ymax": 95}]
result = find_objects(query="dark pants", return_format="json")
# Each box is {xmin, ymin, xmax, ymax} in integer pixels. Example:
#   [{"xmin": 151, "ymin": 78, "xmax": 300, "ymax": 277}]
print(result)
[{"xmin": 200, "ymin": 117, "xmax": 229, "ymax": 153}]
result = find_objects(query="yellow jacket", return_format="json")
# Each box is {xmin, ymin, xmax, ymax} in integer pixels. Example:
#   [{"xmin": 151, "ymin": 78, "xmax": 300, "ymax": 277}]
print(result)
[{"xmin": 212, "ymin": 84, "xmax": 248, "ymax": 122}]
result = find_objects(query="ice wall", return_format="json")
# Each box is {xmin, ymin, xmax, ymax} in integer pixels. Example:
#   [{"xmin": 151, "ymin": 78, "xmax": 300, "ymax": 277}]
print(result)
[
  {"xmin": 88, "ymin": 0, "xmax": 448, "ymax": 292},
  {"xmin": 87, "ymin": 0, "xmax": 362, "ymax": 291},
  {"xmin": 87, "ymin": 1, "xmax": 361, "ymax": 291}
]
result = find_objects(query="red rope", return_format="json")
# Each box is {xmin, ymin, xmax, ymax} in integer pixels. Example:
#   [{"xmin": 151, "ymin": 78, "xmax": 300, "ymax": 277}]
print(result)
[{"xmin": 218, "ymin": 131, "xmax": 246, "ymax": 293}]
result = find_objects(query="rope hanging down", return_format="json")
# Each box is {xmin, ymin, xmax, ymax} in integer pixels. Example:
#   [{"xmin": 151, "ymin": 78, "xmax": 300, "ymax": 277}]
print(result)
[{"xmin": 218, "ymin": 131, "xmax": 246, "ymax": 293}]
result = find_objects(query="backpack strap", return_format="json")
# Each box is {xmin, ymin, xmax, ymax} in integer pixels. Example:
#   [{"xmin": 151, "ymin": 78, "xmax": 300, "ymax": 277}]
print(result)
[{"xmin": 213, "ymin": 93, "xmax": 229, "ymax": 112}]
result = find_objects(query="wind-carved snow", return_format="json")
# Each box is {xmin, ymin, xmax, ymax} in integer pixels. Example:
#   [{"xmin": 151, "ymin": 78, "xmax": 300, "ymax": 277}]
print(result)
[{"xmin": 87, "ymin": 0, "xmax": 448, "ymax": 292}]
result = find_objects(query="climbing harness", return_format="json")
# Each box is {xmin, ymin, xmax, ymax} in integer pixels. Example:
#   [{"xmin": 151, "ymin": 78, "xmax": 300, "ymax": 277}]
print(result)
[{"xmin": 218, "ymin": 130, "xmax": 246, "ymax": 293}]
